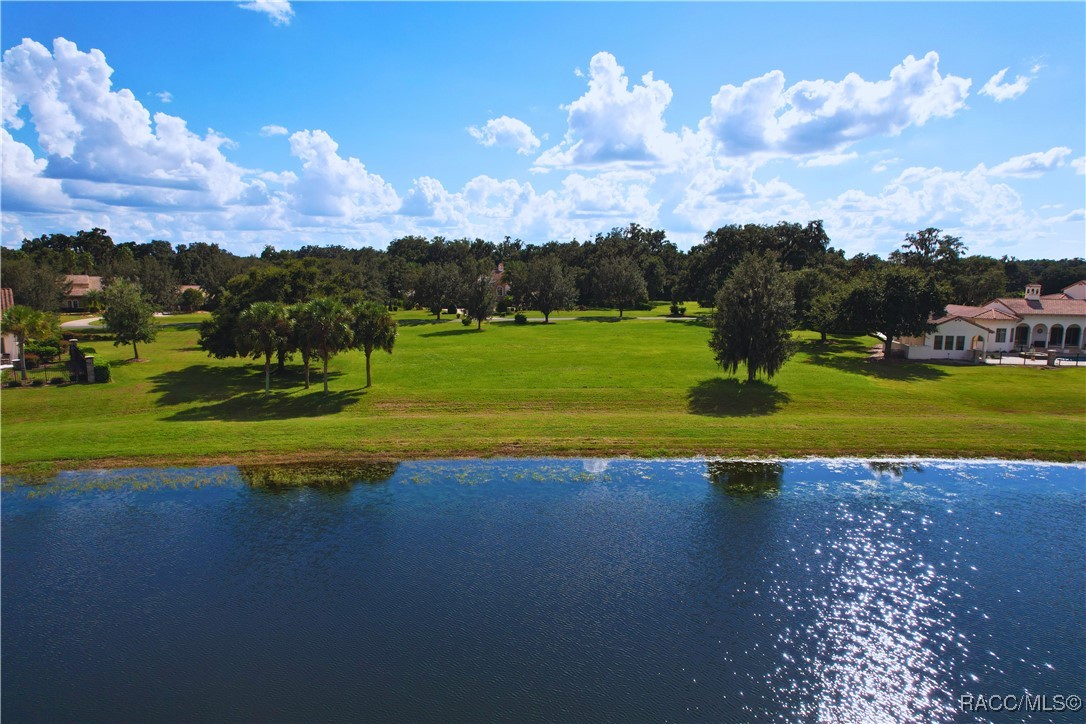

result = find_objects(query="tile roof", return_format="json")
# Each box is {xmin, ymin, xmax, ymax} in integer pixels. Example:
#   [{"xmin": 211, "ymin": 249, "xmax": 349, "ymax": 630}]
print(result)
[
  {"xmin": 0, "ymin": 288, "xmax": 13, "ymax": 313},
  {"xmin": 935, "ymin": 304, "xmax": 1018, "ymax": 324},
  {"xmin": 971, "ymin": 308, "xmax": 1019, "ymax": 321},
  {"xmin": 64, "ymin": 275, "xmax": 103, "ymax": 296},
  {"xmin": 930, "ymin": 314, "xmax": 994, "ymax": 333},
  {"xmin": 992, "ymin": 296, "xmax": 1086, "ymax": 317}
]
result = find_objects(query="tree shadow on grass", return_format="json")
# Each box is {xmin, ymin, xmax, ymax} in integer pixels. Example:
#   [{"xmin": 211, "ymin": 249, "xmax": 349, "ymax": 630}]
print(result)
[
  {"xmin": 148, "ymin": 364, "xmax": 356, "ymax": 419},
  {"xmin": 164, "ymin": 388, "xmax": 365, "ymax": 422},
  {"xmin": 687, "ymin": 378, "xmax": 791, "ymax": 417},
  {"xmin": 799, "ymin": 336, "xmax": 948, "ymax": 381},
  {"xmin": 397, "ymin": 318, "xmax": 449, "ymax": 327},
  {"xmin": 419, "ymin": 327, "xmax": 483, "ymax": 338}
]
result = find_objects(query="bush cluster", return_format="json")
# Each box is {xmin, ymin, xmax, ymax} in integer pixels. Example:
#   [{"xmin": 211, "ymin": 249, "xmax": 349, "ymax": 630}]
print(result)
[{"xmin": 514, "ymin": 313, "xmax": 528, "ymax": 325}]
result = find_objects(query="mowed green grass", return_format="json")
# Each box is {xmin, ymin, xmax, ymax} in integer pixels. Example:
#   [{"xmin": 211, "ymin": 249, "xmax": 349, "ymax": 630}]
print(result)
[{"xmin": 2, "ymin": 311, "xmax": 1084, "ymax": 471}]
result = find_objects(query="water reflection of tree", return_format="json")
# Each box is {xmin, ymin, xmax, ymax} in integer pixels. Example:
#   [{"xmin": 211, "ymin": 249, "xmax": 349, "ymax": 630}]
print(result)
[
  {"xmin": 237, "ymin": 461, "xmax": 398, "ymax": 491},
  {"xmin": 866, "ymin": 461, "xmax": 924, "ymax": 479},
  {"xmin": 707, "ymin": 461, "xmax": 784, "ymax": 499}
]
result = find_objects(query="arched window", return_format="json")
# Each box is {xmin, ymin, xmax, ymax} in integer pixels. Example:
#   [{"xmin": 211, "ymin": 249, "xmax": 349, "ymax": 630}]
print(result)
[
  {"xmin": 1050, "ymin": 325, "xmax": 1064, "ymax": 347},
  {"xmin": 1066, "ymin": 325, "xmax": 1082, "ymax": 348},
  {"xmin": 1032, "ymin": 324, "xmax": 1048, "ymax": 348}
]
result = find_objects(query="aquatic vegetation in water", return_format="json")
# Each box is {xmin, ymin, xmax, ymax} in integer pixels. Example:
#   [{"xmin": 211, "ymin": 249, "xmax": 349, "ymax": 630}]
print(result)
[{"xmin": 237, "ymin": 461, "xmax": 399, "ymax": 489}]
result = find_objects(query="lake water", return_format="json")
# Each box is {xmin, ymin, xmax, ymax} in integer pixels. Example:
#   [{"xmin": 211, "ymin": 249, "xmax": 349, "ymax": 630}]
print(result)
[{"xmin": 2, "ymin": 459, "xmax": 1083, "ymax": 722}]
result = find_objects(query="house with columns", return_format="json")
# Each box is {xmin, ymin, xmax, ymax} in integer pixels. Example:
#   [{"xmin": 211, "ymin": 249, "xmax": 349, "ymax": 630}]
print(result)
[{"xmin": 895, "ymin": 281, "xmax": 1086, "ymax": 361}]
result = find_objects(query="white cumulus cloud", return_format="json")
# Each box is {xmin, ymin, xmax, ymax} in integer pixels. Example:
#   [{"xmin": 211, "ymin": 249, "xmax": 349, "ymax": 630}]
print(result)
[
  {"xmin": 703, "ymin": 52, "xmax": 970, "ymax": 157},
  {"xmin": 287, "ymin": 129, "xmax": 400, "ymax": 218},
  {"xmin": 260, "ymin": 124, "xmax": 288, "ymax": 137},
  {"xmin": 979, "ymin": 67, "xmax": 1032, "ymax": 102},
  {"xmin": 1072, "ymin": 156, "xmax": 1085, "ymax": 175},
  {"xmin": 988, "ymin": 147, "xmax": 1072, "ymax": 178},
  {"xmin": 467, "ymin": 116, "xmax": 540, "ymax": 155},
  {"xmin": 238, "ymin": 0, "xmax": 294, "ymax": 26},
  {"xmin": 2, "ymin": 37, "xmax": 251, "ymax": 209},
  {"xmin": 535, "ymin": 51, "xmax": 682, "ymax": 170},
  {"xmin": 156, "ymin": 91, "xmax": 173, "ymax": 103}
]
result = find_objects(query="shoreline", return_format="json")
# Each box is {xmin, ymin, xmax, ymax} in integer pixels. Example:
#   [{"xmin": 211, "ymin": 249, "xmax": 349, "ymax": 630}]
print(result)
[{"xmin": 4, "ymin": 445, "xmax": 1084, "ymax": 479}]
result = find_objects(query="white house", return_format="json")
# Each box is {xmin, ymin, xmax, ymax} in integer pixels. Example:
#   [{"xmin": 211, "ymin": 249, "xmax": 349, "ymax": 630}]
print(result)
[
  {"xmin": 895, "ymin": 281, "xmax": 1086, "ymax": 361},
  {"xmin": 1, "ymin": 287, "xmax": 15, "ymax": 366}
]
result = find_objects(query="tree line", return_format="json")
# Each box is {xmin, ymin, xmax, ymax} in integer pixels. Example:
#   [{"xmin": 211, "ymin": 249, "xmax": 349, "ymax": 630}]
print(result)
[
  {"xmin": 3, "ymin": 224, "xmax": 1083, "ymax": 317},
  {"xmin": 3, "ymin": 222, "xmax": 1084, "ymax": 386}
]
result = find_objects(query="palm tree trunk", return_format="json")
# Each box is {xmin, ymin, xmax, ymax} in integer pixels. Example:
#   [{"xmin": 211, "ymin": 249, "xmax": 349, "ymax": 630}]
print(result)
[
  {"xmin": 365, "ymin": 350, "xmax": 372, "ymax": 388},
  {"xmin": 322, "ymin": 356, "xmax": 329, "ymax": 393},
  {"xmin": 18, "ymin": 336, "xmax": 27, "ymax": 381}
]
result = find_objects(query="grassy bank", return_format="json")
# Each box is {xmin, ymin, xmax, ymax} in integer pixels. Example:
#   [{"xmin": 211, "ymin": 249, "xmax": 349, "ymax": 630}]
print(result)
[{"xmin": 2, "ymin": 311, "xmax": 1084, "ymax": 473}]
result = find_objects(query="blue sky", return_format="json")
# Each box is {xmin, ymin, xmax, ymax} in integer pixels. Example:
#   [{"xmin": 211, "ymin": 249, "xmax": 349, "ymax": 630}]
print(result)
[{"xmin": 2, "ymin": 1, "xmax": 1083, "ymax": 258}]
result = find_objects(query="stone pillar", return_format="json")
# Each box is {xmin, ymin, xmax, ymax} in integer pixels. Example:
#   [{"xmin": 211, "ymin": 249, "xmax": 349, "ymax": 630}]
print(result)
[
  {"xmin": 85, "ymin": 355, "xmax": 96, "ymax": 383},
  {"xmin": 1046, "ymin": 350, "xmax": 1057, "ymax": 367}
]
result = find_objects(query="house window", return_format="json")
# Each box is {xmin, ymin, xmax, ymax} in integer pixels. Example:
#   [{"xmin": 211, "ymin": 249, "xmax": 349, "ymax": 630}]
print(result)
[
  {"xmin": 1050, "ymin": 325, "xmax": 1064, "ymax": 347},
  {"xmin": 955, "ymin": 336, "xmax": 965, "ymax": 351},
  {"xmin": 1067, "ymin": 325, "xmax": 1082, "ymax": 347},
  {"xmin": 995, "ymin": 328, "xmax": 1007, "ymax": 343},
  {"xmin": 933, "ymin": 336, "xmax": 943, "ymax": 350}
]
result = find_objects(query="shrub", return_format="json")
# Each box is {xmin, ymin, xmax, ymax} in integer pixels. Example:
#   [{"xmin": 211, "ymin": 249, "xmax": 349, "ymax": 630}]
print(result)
[
  {"xmin": 6, "ymin": 379, "xmax": 22, "ymax": 388},
  {"xmin": 95, "ymin": 363, "xmax": 112, "ymax": 383},
  {"xmin": 461, "ymin": 316, "xmax": 472, "ymax": 326},
  {"xmin": 496, "ymin": 299, "xmax": 509, "ymax": 315},
  {"xmin": 31, "ymin": 378, "xmax": 45, "ymax": 387},
  {"xmin": 26, "ymin": 339, "xmax": 62, "ymax": 364},
  {"xmin": 48, "ymin": 377, "xmax": 64, "ymax": 385},
  {"xmin": 76, "ymin": 346, "xmax": 97, "ymax": 355},
  {"xmin": 514, "ymin": 313, "xmax": 528, "ymax": 325}
]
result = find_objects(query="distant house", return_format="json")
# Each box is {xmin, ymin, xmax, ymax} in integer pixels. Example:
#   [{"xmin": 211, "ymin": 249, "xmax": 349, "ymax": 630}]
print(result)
[
  {"xmin": 1, "ymin": 287, "xmax": 15, "ymax": 365},
  {"xmin": 491, "ymin": 262, "xmax": 511, "ymax": 298},
  {"xmin": 63, "ymin": 275, "xmax": 104, "ymax": 312},
  {"xmin": 895, "ymin": 281, "xmax": 1086, "ymax": 361}
]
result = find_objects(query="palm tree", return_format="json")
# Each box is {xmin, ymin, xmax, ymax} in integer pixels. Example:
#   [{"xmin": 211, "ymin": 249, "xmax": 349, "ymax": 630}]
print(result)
[
  {"xmin": 236, "ymin": 301, "xmax": 291, "ymax": 395},
  {"xmin": 305, "ymin": 298, "xmax": 353, "ymax": 393},
  {"xmin": 2, "ymin": 305, "xmax": 50, "ymax": 382},
  {"xmin": 350, "ymin": 302, "xmax": 397, "ymax": 388},
  {"xmin": 288, "ymin": 302, "xmax": 317, "ymax": 390}
]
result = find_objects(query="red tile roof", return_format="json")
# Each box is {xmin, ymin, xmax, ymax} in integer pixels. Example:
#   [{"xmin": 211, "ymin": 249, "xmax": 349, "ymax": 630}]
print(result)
[
  {"xmin": 0, "ymin": 288, "xmax": 13, "ymax": 313},
  {"xmin": 991, "ymin": 296, "xmax": 1086, "ymax": 317},
  {"xmin": 930, "ymin": 315, "xmax": 994, "ymax": 333},
  {"xmin": 936, "ymin": 304, "xmax": 1018, "ymax": 324}
]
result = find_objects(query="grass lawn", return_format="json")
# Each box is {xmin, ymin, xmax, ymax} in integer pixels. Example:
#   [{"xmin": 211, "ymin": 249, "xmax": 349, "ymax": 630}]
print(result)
[{"xmin": 2, "ymin": 310, "xmax": 1084, "ymax": 472}]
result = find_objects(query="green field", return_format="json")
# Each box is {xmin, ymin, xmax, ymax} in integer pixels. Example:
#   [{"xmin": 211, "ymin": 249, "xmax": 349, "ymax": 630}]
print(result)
[{"xmin": 2, "ymin": 310, "xmax": 1084, "ymax": 473}]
